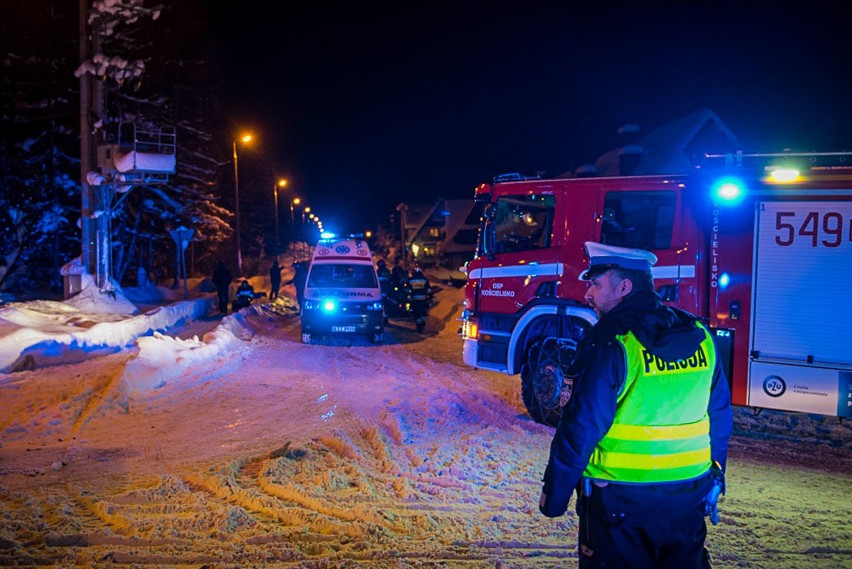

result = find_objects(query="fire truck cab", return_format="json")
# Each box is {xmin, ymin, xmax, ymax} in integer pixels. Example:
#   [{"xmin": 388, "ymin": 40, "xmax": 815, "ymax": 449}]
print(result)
[{"xmin": 459, "ymin": 152, "xmax": 852, "ymax": 426}]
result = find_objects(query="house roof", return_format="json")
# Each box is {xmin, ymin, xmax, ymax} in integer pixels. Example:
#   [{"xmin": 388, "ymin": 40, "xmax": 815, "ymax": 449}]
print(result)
[
  {"xmin": 591, "ymin": 108, "xmax": 742, "ymax": 176},
  {"xmin": 435, "ymin": 199, "xmax": 480, "ymax": 254},
  {"xmin": 407, "ymin": 198, "xmax": 481, "ymax": 254},
  {"xmin": 399, "ymin": 202, "xmax": 434, "ymax": 231}
]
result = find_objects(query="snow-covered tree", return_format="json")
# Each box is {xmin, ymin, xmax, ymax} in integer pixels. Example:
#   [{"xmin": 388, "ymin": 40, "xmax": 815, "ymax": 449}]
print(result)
[
  {"xmin": 77, "ymin": 0, "xmax": 233, "ymax": 285},
  {"xmin": 1, "ymin": 1, "xmax": 234, "ymax": 296},
  {"xmin": 1, "ymin": 2, "xmax": 82, "ymax": 294}
]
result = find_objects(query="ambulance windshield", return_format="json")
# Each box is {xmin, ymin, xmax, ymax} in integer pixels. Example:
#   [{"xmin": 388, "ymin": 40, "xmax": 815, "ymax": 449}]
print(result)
[{"xmin": 307, "ymin": 264, "xmax": 378, "ymax": 289}]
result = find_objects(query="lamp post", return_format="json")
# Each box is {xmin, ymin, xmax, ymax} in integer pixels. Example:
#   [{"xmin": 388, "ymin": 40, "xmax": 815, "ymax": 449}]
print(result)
[
  {"xmin": 273, "ymin": 178, "xmax": 287, "ymax": 252},
  {"xmin": 232, "ymin": 133, "xmax": 252, "ymax": 274},
  {"xmin": 301, "ymin": 206, "xmax": 311, "ymax": 245},
  {"xmin": 290, "ymin": 197, "xmax": 301, "ymax": 243},
  {"xmin": 396, "ymin": 202, "xmax": 409, "ymax": 269}
]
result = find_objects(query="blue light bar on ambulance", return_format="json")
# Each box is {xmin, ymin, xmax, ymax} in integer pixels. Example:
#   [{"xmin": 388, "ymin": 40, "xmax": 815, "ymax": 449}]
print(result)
[{"xmin": 320, "ymin": 231, "xmax": 337, "ymax": 239}]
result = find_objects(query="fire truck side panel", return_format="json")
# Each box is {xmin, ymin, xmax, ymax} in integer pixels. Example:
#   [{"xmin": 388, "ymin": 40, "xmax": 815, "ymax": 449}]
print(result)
[{"xmin": 748, "ymin": 200, "xmax": 852, "ymax": 417}]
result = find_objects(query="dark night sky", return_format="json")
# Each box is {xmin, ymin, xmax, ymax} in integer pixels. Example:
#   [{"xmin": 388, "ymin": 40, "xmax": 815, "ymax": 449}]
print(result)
[{"xmin": 202, "ymin": 2, "xmax": 852, "ymax": 236}]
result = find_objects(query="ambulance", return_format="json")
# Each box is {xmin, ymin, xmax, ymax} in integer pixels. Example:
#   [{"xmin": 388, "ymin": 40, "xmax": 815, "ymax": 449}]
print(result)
[{"xmin": 301, "ymin": 236, "xmax": 384, "ymax": 344}]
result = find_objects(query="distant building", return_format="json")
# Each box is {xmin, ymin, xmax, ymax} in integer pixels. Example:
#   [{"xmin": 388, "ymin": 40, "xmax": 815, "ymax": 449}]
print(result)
[{"xmin": 404, "ymin": 199, "xmax": 484, "ymax": 270}]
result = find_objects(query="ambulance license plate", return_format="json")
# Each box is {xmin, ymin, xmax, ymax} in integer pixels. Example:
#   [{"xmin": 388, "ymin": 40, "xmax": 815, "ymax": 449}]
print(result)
[{"xmin": 332, "ymin": 326, "xmax": 356, "ymax": 333}]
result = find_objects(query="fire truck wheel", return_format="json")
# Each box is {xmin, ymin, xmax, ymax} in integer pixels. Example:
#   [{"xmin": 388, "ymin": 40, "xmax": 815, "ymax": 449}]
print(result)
[{"xmin": 520, "ymin": 337, "xmax": 577, "ymax": 428}]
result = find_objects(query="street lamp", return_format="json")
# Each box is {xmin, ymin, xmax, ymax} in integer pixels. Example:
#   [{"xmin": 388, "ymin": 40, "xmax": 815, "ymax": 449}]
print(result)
[
  {"xmin": 300, "ymin": 206, "xmax": 311, "ymax": 244},
  {"xmin": 232, "ymin": 133, "xmax": 252, "ymax": 274},
  {"xmin": 273, "ymin": 178, "xmax": 287, "ymax": 251},
  {"xmin": 290, "ymin": 197, "xmax": 301, "ymax": 242}
]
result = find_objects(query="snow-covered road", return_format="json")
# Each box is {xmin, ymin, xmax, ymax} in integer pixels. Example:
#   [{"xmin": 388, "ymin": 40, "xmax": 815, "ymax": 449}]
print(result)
[{"xmin": 1, "ymin": 282, "xmax": 850, "ymax": 568}]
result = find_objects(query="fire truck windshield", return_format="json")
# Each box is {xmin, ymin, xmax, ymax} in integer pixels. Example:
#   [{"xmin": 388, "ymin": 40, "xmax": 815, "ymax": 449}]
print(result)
[{"xmin": 491, "ymin": 195, "xmax": 555, "ymax": 254}]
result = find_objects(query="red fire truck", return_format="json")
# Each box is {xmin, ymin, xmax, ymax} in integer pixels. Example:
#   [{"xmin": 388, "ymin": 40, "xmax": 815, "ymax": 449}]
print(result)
[{"xmin": 459, "ymin": 151, "xmax": 852, "ymax": 426}]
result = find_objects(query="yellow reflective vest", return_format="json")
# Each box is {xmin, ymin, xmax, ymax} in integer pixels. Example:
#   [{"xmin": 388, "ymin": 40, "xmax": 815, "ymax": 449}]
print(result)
[{"xmin": 584, "ymin": 325, "xmax": 716, "ymax": 483}]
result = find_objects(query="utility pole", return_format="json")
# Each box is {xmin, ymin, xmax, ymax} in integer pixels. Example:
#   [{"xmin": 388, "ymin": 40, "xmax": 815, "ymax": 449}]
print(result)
[{"xmin": 79, "ymin": 0, "xmax": 97, "ymax": 276}]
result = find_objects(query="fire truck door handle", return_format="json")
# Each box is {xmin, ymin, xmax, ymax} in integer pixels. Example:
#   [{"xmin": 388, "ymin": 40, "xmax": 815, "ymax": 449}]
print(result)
[{"xmin": 730, "ymin": 301, "xmax": 740, "ymax": 320}]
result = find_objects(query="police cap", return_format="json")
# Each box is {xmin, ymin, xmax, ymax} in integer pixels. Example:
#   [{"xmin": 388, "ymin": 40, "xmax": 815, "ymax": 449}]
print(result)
[{"xmin": 578, "ymin": 241, "xmax": 658, "ymax": 281}]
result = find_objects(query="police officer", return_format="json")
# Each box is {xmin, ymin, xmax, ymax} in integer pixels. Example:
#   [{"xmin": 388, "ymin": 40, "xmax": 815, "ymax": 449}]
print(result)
[{"xmin": 538, "ymin": 241, "xmax": 732, "ymax": 569}]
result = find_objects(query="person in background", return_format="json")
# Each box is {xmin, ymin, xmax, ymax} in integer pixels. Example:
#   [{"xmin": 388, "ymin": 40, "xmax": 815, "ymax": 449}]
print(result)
[
  {"xmin": 538, "ymin": 241, "xmax": 732, "ymax": 569},
  {"xmin": 212, "ymin": 260, "xmax": 233, "ymax": 315},
  {"xmin": 284, "ymin": 260, "xmax": 309, "ymax": 312},
  {"xmin": 269, "ymin": 260, "xmax": 282, "ymax": 300},
  {"xmin": 232, "ymin": 278, "xmax": 255, "ymax": 311},
  {"xmin": 391, "ymin": 262, "xmax": 408, "ymax": 287},
  {"xmin": 376, "ymin": 259, "xmax": 392, "ymax": 298},
  {"xmin": 406, "ymin": 265, "xmax": 431, "ymax": 333}
]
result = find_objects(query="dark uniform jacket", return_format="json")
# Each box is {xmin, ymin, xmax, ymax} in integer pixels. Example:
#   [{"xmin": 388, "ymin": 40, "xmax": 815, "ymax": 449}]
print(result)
[
  {"xmin": 212, "ymin": 265, "xmax": 232, "ymax": 288},
  {"xmin": 540, "ymin": 290, "xmax": 733, "ymax": 518}
]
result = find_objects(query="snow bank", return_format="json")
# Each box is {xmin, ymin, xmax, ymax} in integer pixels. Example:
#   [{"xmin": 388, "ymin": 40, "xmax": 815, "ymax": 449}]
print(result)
[{"xmin": 0, "ymin": 280, "xmax": 215, "ymax": 373}]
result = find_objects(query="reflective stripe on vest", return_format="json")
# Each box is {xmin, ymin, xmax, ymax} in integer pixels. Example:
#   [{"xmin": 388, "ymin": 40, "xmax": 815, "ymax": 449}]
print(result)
[{"xmin": 584, "ymin": 324, "xmax": 716, "ymax": 483}]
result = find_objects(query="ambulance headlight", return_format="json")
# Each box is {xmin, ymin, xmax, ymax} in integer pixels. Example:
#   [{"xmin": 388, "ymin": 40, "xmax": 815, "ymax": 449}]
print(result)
[
  {"xmin": 303, "ymin": 298, "xmax": 338, "ymax": 313},
  {"xmin": 366, "ymin": 301, "xmax": 383, "ymax": 311}
]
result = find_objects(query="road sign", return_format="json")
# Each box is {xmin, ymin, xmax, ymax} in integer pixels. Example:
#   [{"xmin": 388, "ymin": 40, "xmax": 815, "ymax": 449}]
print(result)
[{"xmin": 169, "ymin": 226, "xmax": 194, "ymax": 251}]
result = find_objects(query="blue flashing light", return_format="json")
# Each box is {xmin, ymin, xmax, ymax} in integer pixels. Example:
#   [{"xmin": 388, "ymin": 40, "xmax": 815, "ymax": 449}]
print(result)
[
  {"xmin": 719, "ymin": 273, "xmax": 731, "ymax": 290},
  {"xmin": 320, "ymin": 231, "xmax": 337, "ymax": 239},
  {"xmin": 321, "ymin": 298, "xmax": 338, "ymax": 313},
  {"xmin": 711, "ymin": 176, "xmax": 746, "ymax": 204}
]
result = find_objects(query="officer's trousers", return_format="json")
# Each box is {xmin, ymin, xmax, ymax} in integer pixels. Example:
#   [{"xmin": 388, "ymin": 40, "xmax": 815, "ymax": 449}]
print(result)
[{"xmin": 576, "ymin": 478, "xmax": 711, "ymax": 569}]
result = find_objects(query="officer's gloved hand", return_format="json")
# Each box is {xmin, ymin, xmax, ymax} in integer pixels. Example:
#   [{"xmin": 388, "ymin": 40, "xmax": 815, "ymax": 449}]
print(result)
[
  {"xmin": 704, "ymin": 461, "xmax": 725, "ymax": 525},
  {"xmin": 538, "ymin": 462, "xmax": 571, "ymax": 518}
]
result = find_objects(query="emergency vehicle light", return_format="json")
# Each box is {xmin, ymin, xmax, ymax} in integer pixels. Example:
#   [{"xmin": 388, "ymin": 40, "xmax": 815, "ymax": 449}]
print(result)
[
  {"xmin": 767, "ymin": 168, "xmax": 801, "ymax": 183},
  {"xmin": 711, "ymin": 176, "xmax": 746, "ymax": 204},
  {"xmin": 474, "ymin": 182, "xmax": 492, "ymax": 202},
  {"xmin": 322, "ymin": 298, "xmax": 338, "ymax": 313},
  {"xmin": 466, "ymin": 320, "xmax": 478, "ymax": 339}
]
